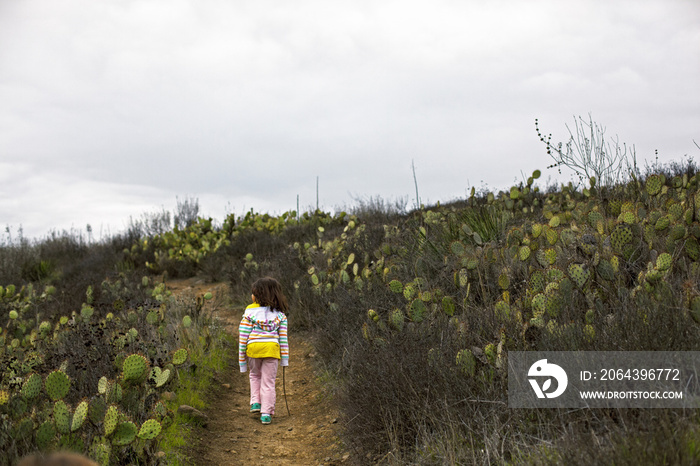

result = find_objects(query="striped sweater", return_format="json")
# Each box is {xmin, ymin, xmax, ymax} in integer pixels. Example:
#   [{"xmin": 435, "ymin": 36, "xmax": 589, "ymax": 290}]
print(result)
[{"xmin": 238, "ymin": 303, "xmax": 289, "ymax": 372}]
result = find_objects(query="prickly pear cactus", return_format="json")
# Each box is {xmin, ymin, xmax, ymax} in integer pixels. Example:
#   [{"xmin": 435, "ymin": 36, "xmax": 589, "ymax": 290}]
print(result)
[
  {"xmin": 173, "ymin": 348, "xmax": 188, "ymax": 365},
  {"xmin": 45, "ymin": 370, "xmax": 71, "ymax": 401},
  {"xmin": 137, "ymin": 419, "xmax": 162, "ymax": 440},
  {"xmin": 112, "ymin": 421, "xmax": 138, "ymax": 446},
  {"xmin": 104, "ymin": 405, "xmax": 119, "ymax": 436},
  {"xmin": 54, "ymin": 399, "xmax": 71, "ymax": 434},
  {"xmin": 36, "ymin": 420, "xmax": 56, "ymax": 450},
  {"xmin": 21, "ymin": 373, "xmax": 42, "ymax": 400},
  {"xmin": 71, "ymin": 400, "xmax": 88, "ymax": 432},
  {"xmin": 122, "ymin": 354, "xmax": 149, "ymax": 382},
  {"xmin": 456, "ymin": 349, "xmax": 476, "ymax": 376}
]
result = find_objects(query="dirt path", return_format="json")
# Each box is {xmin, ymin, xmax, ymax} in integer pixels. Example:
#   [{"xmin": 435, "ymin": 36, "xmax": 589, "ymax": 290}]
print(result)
[{"xmin": 166, "ymin": 278, "xmax": 348, "ymax": 465}]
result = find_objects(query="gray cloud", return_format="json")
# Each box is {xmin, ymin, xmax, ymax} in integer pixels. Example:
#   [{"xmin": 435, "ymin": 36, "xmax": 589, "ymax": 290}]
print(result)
[{"xmin": 1, "ymin": 0, "xmax": 698, "ymax": 238}]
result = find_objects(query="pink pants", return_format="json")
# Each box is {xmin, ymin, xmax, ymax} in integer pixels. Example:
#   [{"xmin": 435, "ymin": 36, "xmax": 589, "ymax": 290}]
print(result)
[{"xmin": 248, "ymin": 357, "xmax": 278, "ymax": 415}]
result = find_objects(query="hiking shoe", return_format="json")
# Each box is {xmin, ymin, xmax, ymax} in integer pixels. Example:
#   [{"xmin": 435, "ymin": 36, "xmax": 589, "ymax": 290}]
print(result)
[
  {"xmin": 250, "ymin": 403, "xmax": 261, "ymax": 413},
  {"xmin": 260, "ymin": 414, "xmax": 271, "ymax": 425}
]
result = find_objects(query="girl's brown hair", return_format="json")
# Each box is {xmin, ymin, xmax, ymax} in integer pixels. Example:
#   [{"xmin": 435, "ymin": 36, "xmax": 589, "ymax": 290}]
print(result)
[{"xmin": 252, "ymin": 277, "xmax": 289, "ymax": 314}]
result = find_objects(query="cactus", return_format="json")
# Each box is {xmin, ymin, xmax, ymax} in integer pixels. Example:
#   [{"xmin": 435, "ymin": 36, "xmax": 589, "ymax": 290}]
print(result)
[
  {"xmin": 21, "ymin": 373, "xmax": 42, "ymax": 399},
  {"xmin": 408, "ymin": 299, "xmax": 426, "ymax": 323},
  {"xmin": 597, "ymin": 259, "xmax": 615, "ymax": 282},
  {"xmin": 519, "ymin": 246, "xmax": 531, "ymax": 261},
  {"xmin": 545, "ymin": 228, "xmax": 559, "ymax": 245},
  {"xmin": 611, "ymin": 225, "xmax": 633, "ymax": 252},
  {"xmin": 568, "ymin": 264, "xmax": 590, "ymax": 289},
  {"xmin": 151, "ymin": 367, "xmax": 171, "ymax": 388},
  {"xmin": 173, "ymin": 348, "xmax": 188, "ymax": 365},
  {"xmin": 137, "ymin": 419, "xmax": 162, "ymax": 440},
  {"xmin": 71, "ymin": 400, "xmax": 88, "ymax": 431},
  {"xmin": 441, "ymin": 296, "xmax": 456, "ymax": 316},
  {"xmin": 90, "ymin": 439, "xmax": 111, "ymax": 466},
  {"xmin": 532, "ymin": 293, "xmax": 546, "ymax": 315},
  {"xmin": 389, "ymin": 308, "xmax": 405, "ymax": 331},
  {"xmin": 98, "ymin": 376, "xmax": 109, "ymax": 395},
  {"xmin": 182, "ymin": 315, "xmax": 192, "ymax": 328},
  {"xmin": 690, "ymin": 297, "xmax": 700, "ymax": 324},
  {"xmin": 656, "ymin": 253, "xmax": 672, "ymax": 272},
  {"xmin": 389, "ymin": 280, "xmax": 403, "ymax": 293},
  {"xmin": 455, "ymin": 269, "xmax": 469, "ymax": 288},
  {"xmin": 367, "ymin": 309, "xmax": 379, "ymax": 322},
  {"xmin": 36, "ymin": 420, "xmax": 57, "ymax": 450},
  {"xmin": 45, "ymin": 370, "xmax": 71, "ymax": 401},
  {"xmin": 122, "ymin": 354, "xmax": 149, "ymax": 382},
  {"xmin": 456, "ymin": 349, "xmax": 476, "ymax": 376},
  {"xmin": 89, "ymin": 397, "xmax": 107, "ymax": 425},
  {"xmin": 54, "ymin": 400, "xmax": 71, "ymax": 434},
  {"xmin": 104, "ymin": 405, "xmax": 119, "ymax": 436},
  {"xmin": 403, "ymin": 284, "xmax": 416, "ymax": 301},
  {"xmin": 112, "ymin": 421, "xmax": 137, "ymax": 446}
]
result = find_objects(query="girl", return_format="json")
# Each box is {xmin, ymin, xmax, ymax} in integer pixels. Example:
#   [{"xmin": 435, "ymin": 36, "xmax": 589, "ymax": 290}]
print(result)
[{"xmin": 238, "ymin": 277, "xmax": 289, "ymax": 425}]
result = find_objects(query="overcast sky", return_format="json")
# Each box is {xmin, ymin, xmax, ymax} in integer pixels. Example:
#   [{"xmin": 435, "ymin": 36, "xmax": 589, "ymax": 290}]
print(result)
[{"xmin": 1, "ymin": 0, "xmax": 698, "ymax": 240}]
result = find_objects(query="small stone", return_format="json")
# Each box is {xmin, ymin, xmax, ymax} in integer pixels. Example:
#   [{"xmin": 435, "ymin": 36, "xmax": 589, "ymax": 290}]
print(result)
[
  {"xmin": 177, "ymin": 405, "xmax": 209, "ymax": 427},
  {"xmin": 332, "ymin": 418, "xmax": 338, "ymax": 424},
  {"xmin": 222, "ymin": 383, "xmax": 231, "ymax": 389},
  {"xmin": 288, "ymin": 427, "xmax": 293, "ymax": 431},
  {"xmin": 342, "ymin": 453, "xmax": 350, "ymax": 462},
  {"xmin": 156, "ymin": 452, "xmax": 166, "ymax": 459}
]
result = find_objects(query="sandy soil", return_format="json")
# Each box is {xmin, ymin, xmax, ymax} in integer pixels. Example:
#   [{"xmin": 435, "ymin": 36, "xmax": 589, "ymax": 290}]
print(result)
[{"xmin": 165, "ymin": 278, "xmax": 348, "ymax": 466}]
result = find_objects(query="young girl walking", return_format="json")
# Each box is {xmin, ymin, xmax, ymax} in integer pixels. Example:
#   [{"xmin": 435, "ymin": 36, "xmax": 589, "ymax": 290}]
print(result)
[{"xmin": 238, "ymin": 277, "xmax": 289, "ymax": 425}]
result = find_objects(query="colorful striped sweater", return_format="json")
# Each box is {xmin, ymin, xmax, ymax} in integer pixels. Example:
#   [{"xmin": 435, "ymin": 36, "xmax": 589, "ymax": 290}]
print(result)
[{"xmin": 238, "ymin": 303, "xmax": 289, "ymax": 372}]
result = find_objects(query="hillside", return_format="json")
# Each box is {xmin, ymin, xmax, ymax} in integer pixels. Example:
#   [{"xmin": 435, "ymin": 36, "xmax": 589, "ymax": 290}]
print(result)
[{"xmin": 2, "ymin": 162, "xmax": 700, "ymax": 464}]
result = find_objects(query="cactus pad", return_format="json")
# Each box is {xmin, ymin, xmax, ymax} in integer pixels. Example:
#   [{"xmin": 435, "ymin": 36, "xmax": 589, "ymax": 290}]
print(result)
[
  {"xmin": 529, "ymin": 270, "xmax": 546, "ymax": 293},
  {"xmin": 36, "ymin": 420, "xmax": 56, "ymax": 450},
  {"xmin": 182, "ymin": 315, "xmax": 192, "ymax": 328},
  {"xmin": 456, "ymin": 349, "xmax": 476, "ymax": 376},
  {"xmin": 90, "ymin": 440, "xmax": 111, "ymax": 466},
  {"xmin": 450, "ymin": 241, "xmax": 466, "ymax": 256},
  {"xmin": 104, "ymin": 405, "xmax": 119, "ymax": 436},
  {"xmin": 403, "ymin": 284, "xmax": 416, "ymax": 301},
  {"xmin": 597, "ymin": 259, "xmax": 615, "ymax": 282},
  {"xmin": 690, "ymin": 297, "xmax": 700, "ymax": 324},
  {"xmin": 568, "ymin": 264, "xmax": 590, "ymax": 289},
  {"xmin": 137, "ymin": 419, "xmax": 162, "ymax": 440},
  {"xmin": 441, "ymin": 297, "xmax": 455, "ymax": 317},
  {"xmin": 54, "ymin": 400, "xmax": 71, "ymax": 434},
  {"xmin": 498, "ymin": 271, "xmax": 510, "ymax": 290},
  {"xmin": 21, "ymin": 373, "xmax": 42, "ymax": 399},
  {"xmin": 408, "ymin": 299, "xmax": 426, "ymax": 323},
  {"xmin": 122, "ymin": 354, "xmax": 148, "ymax": 382},
  {"xmin": 532, "ymin": 223, "xmax": 543, "ymax": 238},
  {"xmin": 112, "ymin": 421, "xmax": 137, "ymax": 446},
  {"xmin": 89, "ymin": 397, "xmax": 107, "ymax": 425},
  {"xmin": 146, "ymin": 310, "xmax": 160, "ymax": 325},
  {"xmin": 385, "ymin": 309, "xmax": 403, "ymax": 331},
  {"xmin": 646, "ymin": 174, "xmax": 663, "ymax": 196},
  {"xmin": 71, "ymin": 400, "xmax": 88, "ymax": 431},
  {"xmin": 456, "ymin": 269, "xmax": 469, "ymax": 288},
  {"xmin": 173, "ymin": 348, "xmax": 188, "ymax": 365},
  {"xmin": 531, "ymin": 293, "xmax": 546, "ymax": 314},
  {"xmin": 151, "ymin": 367, "xmax": 171, "ymax": 388},
  {"xmin": 611, "ymin": 225, "xmax": 633, "ymax": 252},
  {"xmin": 656, "ymin": 253, "xmax": 672, "ymax": 271},
  {"xmin": 655, "ymin": 216, "xmax": 671, "ymax": 231},
  {"xmin": 45, "ymin": 370, "xmax": 71, "ymax": 401},
  {"xmin": 519, "ymin": 246, "xmax": 531, "ymax": 261},
  {"xmin": 98, "ymin": 376, "xmax": 108, "ymax": 395},
  {"xmin": 388, "ymin": 280, "xmax": 403, "ymax": 293},
  {"xmin": 546, "ymin": 228, "xmax": 559, "ymax": 245}
]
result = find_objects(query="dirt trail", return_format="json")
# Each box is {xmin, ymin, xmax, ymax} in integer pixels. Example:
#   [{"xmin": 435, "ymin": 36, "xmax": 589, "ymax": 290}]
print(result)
[{"xmin": 165, "ymin": 278, "xmax": 348, "ymax": 465}]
